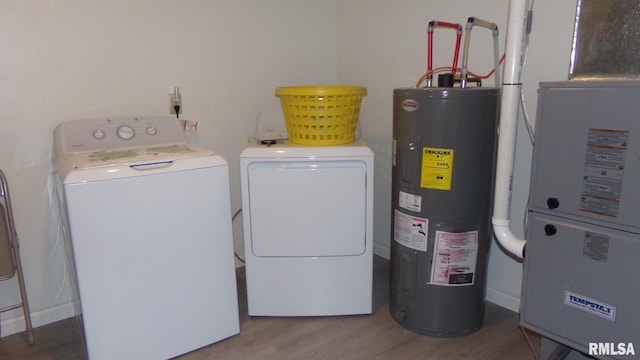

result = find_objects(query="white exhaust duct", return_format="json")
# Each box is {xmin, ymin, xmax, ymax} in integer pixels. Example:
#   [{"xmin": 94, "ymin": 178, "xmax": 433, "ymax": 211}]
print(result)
[{"xmin": 492, "ymin": 0, "xmax": 530, "ymax": 259}]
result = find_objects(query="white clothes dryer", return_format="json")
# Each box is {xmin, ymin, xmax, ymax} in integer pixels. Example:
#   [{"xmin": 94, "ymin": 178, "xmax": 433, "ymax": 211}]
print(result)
[
  {"xmin": 54, "ymin": 116, "xmax": 239, "ymax": 360},
  {"xmin": 240, "ymin": 139, "xmax": 374, "ymax": 316}
]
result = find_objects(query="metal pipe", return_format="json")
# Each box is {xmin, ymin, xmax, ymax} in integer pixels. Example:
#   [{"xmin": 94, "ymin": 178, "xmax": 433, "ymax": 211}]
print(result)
[
  {"xmin": 461, "ymin": 17, "xmax": 500, "ymax": 88},
  {"xmin": 426, "ymin": 21, "xmax": 463, "ymax": 87},
  {"xmin": 492, "ymin": 26, "xmax": 501, "ymax": 87},
  {"xmin": 491, "ymin": 0, "xmax": 530, "ymax": 259}
]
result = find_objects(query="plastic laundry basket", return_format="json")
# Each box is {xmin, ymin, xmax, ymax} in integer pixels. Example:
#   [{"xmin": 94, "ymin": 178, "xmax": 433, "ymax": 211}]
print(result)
[{"xmin": 276, "ymin": 85, "xmax": 367, "ymax": 145}]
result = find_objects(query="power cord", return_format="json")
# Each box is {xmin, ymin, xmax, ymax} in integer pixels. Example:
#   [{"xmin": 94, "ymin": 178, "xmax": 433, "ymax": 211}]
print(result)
[
  {"xmin": 174, "ymin": 105, "xmax": 180, "ymax": 119},
  {"xmin": 232, "ymin": 209, "xmax": 245, "ymax": 263},
  {"xmin": 171, "ymin": 86, "xmax": 182, "ymax": 120},
  {"xmin": 520, "ymin": 325, "xmax": 539, "ymax": 360}
]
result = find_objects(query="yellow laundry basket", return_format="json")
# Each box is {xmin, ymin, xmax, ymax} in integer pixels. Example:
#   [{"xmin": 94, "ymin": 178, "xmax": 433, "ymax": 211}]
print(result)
[{"xmin": 276, "ymin": 85, "xmax": 367, "ymax": 145}]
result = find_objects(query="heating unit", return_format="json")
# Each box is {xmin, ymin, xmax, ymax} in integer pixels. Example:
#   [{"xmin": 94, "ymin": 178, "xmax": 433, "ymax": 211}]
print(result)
[{"xmin": 520, "ymin": 81, "xmax": 640, "ymax": 359}]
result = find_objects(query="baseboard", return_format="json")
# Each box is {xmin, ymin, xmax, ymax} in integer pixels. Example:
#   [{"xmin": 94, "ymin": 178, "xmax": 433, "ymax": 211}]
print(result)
[
  {"xmin": 0, "ymin": 301, "xmax": 76, "ymax": 338},
  {"xmin": 373, "ymin": 242, "xmax": 390, "ymax": 259},
  {"xmin": 485, "ymin": 287, "xmax": 521, "ymax": 313}
]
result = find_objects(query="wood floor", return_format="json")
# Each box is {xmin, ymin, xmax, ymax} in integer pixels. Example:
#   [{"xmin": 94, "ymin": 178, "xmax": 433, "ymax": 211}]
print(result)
[{"xmin": 0, "ymin": 256, "xmax": 540, "ymax": 359}]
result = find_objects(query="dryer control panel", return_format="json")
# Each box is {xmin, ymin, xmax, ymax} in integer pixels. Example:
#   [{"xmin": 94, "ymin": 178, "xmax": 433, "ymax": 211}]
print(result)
[{"xmin": 54, "ymin": 116, "xmax": 187, "ymax": 154}]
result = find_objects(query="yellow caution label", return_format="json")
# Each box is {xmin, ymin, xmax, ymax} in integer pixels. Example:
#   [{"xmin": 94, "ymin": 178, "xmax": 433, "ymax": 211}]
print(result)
[{"xmin": 421, "ymin": 147, "xmax": 454, "ymax": 190}]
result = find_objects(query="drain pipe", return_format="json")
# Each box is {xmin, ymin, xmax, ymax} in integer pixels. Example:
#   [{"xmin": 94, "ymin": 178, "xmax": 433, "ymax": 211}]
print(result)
[{"xmin": 492, "ymin": 0, "xmax": 530, "ymax": 259}]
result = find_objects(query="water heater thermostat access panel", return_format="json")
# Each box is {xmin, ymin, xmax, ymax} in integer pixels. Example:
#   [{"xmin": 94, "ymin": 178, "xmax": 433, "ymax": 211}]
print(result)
[{"xmin": 57, "ymin": 116, "xmax": 187, "ymax": 154}]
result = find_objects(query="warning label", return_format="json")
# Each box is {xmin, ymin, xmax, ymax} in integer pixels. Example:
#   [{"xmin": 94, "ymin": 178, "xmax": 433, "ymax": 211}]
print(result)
[
  {"xmin": 430, "ymin": 230, "xmax": 478, "ymax": 286},
  {"xmin": 393, "ymin": 210, "xmax": 428, "ymax": 252},
  {"xmin": 580, "ymin": 129, "xmax": 628, "ymax": 217},
  {"xmin": 421, "ymin": 147, "xmax": 454, "ymax": 190}
]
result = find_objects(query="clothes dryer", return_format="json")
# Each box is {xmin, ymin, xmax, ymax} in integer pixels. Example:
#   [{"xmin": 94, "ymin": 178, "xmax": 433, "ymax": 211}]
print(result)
[
  {"xmin": 240, "ymin": 140, "xmax": 374, "ymax": 316},
  {"xmin": 54, "ymin": 116, "xmax": 239, "ymax": 360}
]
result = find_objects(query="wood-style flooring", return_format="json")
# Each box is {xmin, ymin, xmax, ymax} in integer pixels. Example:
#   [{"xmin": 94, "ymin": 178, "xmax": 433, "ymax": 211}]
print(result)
[{"xmin": 0, "ymin": 256, "xmax": 540, "ymax": 359}]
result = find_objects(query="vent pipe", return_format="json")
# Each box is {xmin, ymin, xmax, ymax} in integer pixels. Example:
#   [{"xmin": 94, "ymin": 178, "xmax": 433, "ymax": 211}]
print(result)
[{"xmin": 491, "ymin": 0, "xmax": 530, "ymax": 259}]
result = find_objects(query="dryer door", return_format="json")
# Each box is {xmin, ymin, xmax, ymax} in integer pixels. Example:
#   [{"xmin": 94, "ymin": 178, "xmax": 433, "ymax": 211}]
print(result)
[{"xmin": 247, "ymin": 160, "xmax": 367, "ymax": 257}]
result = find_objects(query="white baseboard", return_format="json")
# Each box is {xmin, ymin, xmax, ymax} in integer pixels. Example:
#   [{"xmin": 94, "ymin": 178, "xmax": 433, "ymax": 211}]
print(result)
[
  {"xmin": 485, "ymin": 287, "xmax": 521, "ymax": 313},
  {"xmin": 373, "ymin": 242, "xmax": 390, "ymax": 259},
  {"xmin": 0, "ymin": 301, "xmax": 76, "ymax": 338}
]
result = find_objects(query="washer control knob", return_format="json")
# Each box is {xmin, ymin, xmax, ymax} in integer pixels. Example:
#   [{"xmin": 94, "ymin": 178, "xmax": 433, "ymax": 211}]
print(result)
[
  {"xmin": 92, "ymin": 129, "xmax": 106, "ymax": 140},
  {"xmin": 116, "ymin": 125, "xmax": 135, "ymax": 140},
  {"xmin": 146, "ymin": 126, "xmax": 158, "ymax": 136}
]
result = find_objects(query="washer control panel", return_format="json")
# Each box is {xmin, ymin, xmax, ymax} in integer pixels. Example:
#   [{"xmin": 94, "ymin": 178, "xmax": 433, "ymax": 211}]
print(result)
[{"xmin": 56, "ymin": 116, "xmax": 187, "ymax": 154}]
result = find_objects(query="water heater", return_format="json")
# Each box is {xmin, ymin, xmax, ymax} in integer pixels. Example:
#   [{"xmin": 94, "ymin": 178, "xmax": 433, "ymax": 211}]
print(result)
[{"xmin": 390, "ymin": 86, "xmax": 499, "ymax": 337}]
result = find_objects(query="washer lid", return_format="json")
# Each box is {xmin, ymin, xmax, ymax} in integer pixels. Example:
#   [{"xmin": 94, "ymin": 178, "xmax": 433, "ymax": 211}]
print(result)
[
  {"xmin": 62, "ymin": 143, "xmax": 214, "ymax": 170},
  {"xmin": 53, "ymin": 116, "xmax": 228, "ymax": 182},
  {"xmin": 56, "ymin": 144, "xmax": 227, "ymax": 184}
]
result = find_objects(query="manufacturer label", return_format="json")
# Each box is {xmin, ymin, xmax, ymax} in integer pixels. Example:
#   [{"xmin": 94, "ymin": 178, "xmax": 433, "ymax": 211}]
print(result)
[
  {"xmin": 402, "ymin": 99, "xmax": 419, "ymax": 112},
  {"xmin": 398, "ymin": 191, "xmax": 421, "ymax": 212},
  {"xmin": 421, "ymin": 147, "xmax": 454, "ymax": 190},
  {"xmin": 564, "ymin": 291, "xmax": 616, "ymax": 321}
]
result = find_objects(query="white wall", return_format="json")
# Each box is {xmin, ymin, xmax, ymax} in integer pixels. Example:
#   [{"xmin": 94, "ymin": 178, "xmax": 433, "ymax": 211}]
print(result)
[
  {"xmin": 1, "ymin": 0, "xmax": 580, "ymax": 336},
  {"xmin": 337, "ymin": 0, "xmax": 577, "ymax": 312},
  {"xmin": 0, "ymin": 0, "xmax": 337, "ymax": 336}
]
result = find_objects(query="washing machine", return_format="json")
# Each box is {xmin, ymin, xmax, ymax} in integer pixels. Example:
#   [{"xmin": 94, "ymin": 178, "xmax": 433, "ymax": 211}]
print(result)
[
  {"xmin": 53, "ymin": 116, "xmax": 239, "ymax": 360},
  {"xmin": 240, "ymin": 139, "xmax": 374, "ymax": 316}
]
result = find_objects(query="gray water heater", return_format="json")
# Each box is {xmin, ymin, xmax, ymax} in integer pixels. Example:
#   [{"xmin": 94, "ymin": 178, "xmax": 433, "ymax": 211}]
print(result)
[{"xmin": 390, "ymin": 86, "xmax": 499, "ymax": 337}]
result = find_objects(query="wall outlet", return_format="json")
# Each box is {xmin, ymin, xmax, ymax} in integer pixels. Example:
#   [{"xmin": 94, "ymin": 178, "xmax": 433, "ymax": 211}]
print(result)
[
  {"xmin": 169, "ymin": 100, "xmax": 182, "ymax": 114},
  {"xmin": 169, "ymin": 86, "xmax": 182, "ymax": 114}
]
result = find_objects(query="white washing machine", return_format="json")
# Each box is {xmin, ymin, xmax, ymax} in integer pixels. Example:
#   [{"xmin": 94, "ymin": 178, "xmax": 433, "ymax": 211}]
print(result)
[
  {"xmin": 240, "ymin": 139, "xmax": 374, "ymax": 316},
  {"xmin": 53, "ymin": 116, "xmax": 239, "ymax": 360}
]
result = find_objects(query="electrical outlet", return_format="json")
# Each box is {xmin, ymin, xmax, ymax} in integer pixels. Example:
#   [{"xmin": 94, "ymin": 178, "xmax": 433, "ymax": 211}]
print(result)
[
  {"xmin": 169, "ymin": 86, "xmax": 182, "ymax": 115},
  {"xmin": 169, "ymin": 97, "xmax": 182, "ymax": 114}
]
